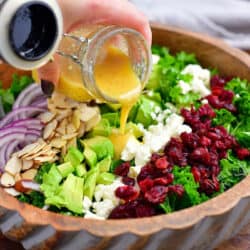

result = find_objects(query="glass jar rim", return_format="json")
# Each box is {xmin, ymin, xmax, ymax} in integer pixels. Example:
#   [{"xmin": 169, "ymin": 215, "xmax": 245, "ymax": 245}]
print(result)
[{"xmin": 81, "ymin": 26, "xmax": 152, "ymax": 103}]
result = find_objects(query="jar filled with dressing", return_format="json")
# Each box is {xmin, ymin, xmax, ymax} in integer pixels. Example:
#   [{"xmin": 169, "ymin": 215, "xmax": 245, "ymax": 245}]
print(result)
[{"xmin": 57, "ymin": 25, "xmax": 152, "ymax": 151}]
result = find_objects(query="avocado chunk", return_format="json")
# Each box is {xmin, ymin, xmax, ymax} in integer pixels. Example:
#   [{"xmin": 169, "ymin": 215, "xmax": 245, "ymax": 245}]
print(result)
[
  {"xmin": 45, "ymin": 174, "xmax": 84, "ymax": 214},
  {"xmin": 88, "ymin": 118, "xmax": 111, "ymax": 137},
  {"xmin": 97, "ymin": 172, "xmax": 115, "ymax": 185},
  {"xmin": 96, "ymin": 156, "xmax": 112, "ymax": 172},
  {"xmin": 40, "ymin": 165, "xmax": 63, "ymax": 197},
  {"xmin": 83, "ymin": 167, "xmax": 99, "ymax": 199},
  {"xmin": 102, "ymin": 112, "xmax": 120, "ymax": 127},
  {"xmin": 75, "ymin": 163, "xmax": 87, "ymax": 177},
  {"xmin": 81, "ymin": 136, "xmax": 114, "ymax": 161},
  {"xmin": 64, "ymin": 147, "xmax": 84, "ymax": 168},
  {"xmin": 83, "ymin": 146, "xmax": 97, "ymax": 169},
  {"xmin": 57, "ymin": 162, "xmax": 74, "ymax": 178},
  {"xmin": 125, "ymin": 122, "xmax": 143, "ymax": 138}
]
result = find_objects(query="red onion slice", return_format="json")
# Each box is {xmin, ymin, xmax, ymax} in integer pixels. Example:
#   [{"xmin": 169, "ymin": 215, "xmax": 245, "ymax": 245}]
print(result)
[
  {"xmin": 13, "ymin": 84, "xmax": 41, "ymax": 109},
  {"xmin": 17, "ymin": 87, "xmax": 44, "ymax": 109},
  {"xmin": 0, "ymin": 107, "xmax": 46, "ymax": 129},
  {"xmin": 4, "ymin": 119, "xmax": 43, "ymax": 130},
  {"xmin": 5, "ymin": 140, "xmax": 20, "ymax": 161}
]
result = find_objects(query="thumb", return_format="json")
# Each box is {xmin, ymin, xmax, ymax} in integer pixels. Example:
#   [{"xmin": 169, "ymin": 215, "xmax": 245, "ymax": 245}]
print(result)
[{"xmin": 38, "ymin": 55, "xmax": 60, "ymax": 86}]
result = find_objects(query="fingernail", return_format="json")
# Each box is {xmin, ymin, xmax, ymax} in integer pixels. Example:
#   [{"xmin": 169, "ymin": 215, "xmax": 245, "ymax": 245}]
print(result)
[{"xmin": 41, "ymin": 79, "xmax": 54, "ymax": 97}]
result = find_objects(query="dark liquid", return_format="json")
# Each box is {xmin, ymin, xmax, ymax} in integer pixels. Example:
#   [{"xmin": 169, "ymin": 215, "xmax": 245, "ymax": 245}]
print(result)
[{"xmin": 9, "ymin": 2, "xmax": 58, "ymax": 61}]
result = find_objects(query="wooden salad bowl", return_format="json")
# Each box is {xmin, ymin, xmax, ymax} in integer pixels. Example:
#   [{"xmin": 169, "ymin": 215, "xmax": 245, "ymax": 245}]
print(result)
[{"xmin": 0, "ymin": 24, "xmax": 250, "ymax": 250}]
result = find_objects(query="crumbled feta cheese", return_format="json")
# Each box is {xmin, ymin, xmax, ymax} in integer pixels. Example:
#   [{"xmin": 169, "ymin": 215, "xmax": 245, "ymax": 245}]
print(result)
[
  {"xmin": 84, "ymin": 211, "xmax": 105, "ymax": 220},
  {"xmin": 82, "ymin": 196, "xmax": 92, "ymax": 212},
  {"xmin": 121, "ymin": 112, "xmax": 191, "ymax": 168},
  {"xmin": 201, "ymin": 99, "xmax": 208, "ymax": 104},
  {"xmin": 83, "ymin": 179, "xmax": 124, "ymax": 219},
  {"xmin": 92, "ymin": 199, "xmax": 114, "ymax": 218},
  {"xmin": 152, "ymin": 54, "xmax": 160, "ymax": 65},
  {"xmin": 178, "ymin": 64, "xmax": 211, "ymax": 97},
  {"xmin": 182, "ymin": 64, "xmax": 210, "ymax": 87}
]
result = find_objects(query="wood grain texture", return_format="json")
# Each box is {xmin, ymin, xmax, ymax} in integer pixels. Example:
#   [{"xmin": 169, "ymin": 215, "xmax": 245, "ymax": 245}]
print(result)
[
  {"xmin": 0, "ymin": 24, "xmax": 250, "ymax": 250},
  {"xmin": 0, "ymin": 64, "xmax": 29, "ymax": 88}
]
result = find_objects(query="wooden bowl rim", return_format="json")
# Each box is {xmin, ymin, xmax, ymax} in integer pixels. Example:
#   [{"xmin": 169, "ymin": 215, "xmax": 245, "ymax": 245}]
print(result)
[{"xmin": 0, "ymin": 23, "xmax": 250, "ymax": 236}]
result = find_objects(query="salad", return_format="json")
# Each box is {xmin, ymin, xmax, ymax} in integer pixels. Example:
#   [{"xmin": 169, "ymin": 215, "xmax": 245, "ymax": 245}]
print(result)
[{"xmin": 0, "ymin": 45, "xmax": 249, "ymax": 219}]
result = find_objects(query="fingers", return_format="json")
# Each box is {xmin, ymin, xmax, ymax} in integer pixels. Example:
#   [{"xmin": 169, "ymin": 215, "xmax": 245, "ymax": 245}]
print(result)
[
  {"xmin": 58, "ymin": 0, "xmax": 152, "ymax": 45},
  {"xmin": 37, "ymin": 56, "xmax": 60, "ymax": 86}
]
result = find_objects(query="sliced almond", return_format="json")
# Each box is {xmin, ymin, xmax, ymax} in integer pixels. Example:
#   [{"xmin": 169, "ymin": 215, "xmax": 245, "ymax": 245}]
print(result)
[
  {"xmin": 79, "ymin": 105, "xmax": 99, "ymax": 122},
  {"xmin": 17, "ymin": 142, "xmax": 40, "ymax": 157},
  {"xmin": 66, "ymin": 137, "xmax": 77, "ymax": 149},
  {"xmin": 85, "ymin": 113, "xmax": 101, "ymax": 131},
  {"xmin": 4, "ymin": 188, "xmax": 21, "ymax": 196},
  {"xmin": 50, "ymin": 138, "xmax": 67, "ymax": 148},
  {"xmin": 72, "ymin": 110, "xmax": 81, "ymax": 130},
  {"xmin": 15, "ymin": 173, "xmax": 22, "ymax": 182},
  {"xmin": 22, "ymin": 160, "xmax": 34, "ymax": 171},
  {"xmin": 61, "ymin": 145, "xmax": 67, "ymax": 156},
  {"xmin": 67, "ymin": 99, "xmax": 79, "ymax": 109},
  {"xmin": 21, "ymin": 169, "xmax": 38, "ymax": 180},
  {"xmin": 5, "ymin": 156, "xmax": 22, "ymax": 176},
  {"xmin": 77, "ymin": 122, "xmax": 86, "ymax": 137},
  {"xmin": 66, "ymin": 123, "xmax": 76, "ymax": 134},
  {"xmin": 15, "ymin": 180, "xmax": 30, "ymax": 193},
  {"xmin": 62, "ymin": 133, "xmax": 78, "ymax": 140},
  {"xmin": 1, "ymin": 172, "xmax": 15, "ymax": 187},
  {"xmin": 33, "ymin": 156, "xmax": 55, "ymax": 163},
  {"xmin": 56, "ymin": 109, "xmax": 72, "ymax": 121},
  {"xmin": 52, "ymin": 92, "xmax": 68, "ymax": 108},
  {"xmin": 56, "ymin": 119, "xmax": 67, "ymax": 135},
  {"xmin": 21, "ymin": 141, "xmax": 47, "ymax": 159},
  {"xmin": 25, "ymin": 144, "xmax": 52, "ymax": 160},
  {"xmin": 43, "ymin": 119, "xmax": 58, "ymax": 140},
  {"xmin": 38, "ymin": 112, "xmax": 55, "ymax": 124}
]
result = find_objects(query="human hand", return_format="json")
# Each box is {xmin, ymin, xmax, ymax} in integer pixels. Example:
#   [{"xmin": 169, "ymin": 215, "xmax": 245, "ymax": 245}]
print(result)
[{"xmin": 38, "ymin": 0, "xmax": 151, "ymax": 85}]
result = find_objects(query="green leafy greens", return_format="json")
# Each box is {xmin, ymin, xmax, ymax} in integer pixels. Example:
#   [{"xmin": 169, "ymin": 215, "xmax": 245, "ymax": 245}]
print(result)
[{"xmin": 0, "ymin": 74, "xmax": 33, "ymax": 113}]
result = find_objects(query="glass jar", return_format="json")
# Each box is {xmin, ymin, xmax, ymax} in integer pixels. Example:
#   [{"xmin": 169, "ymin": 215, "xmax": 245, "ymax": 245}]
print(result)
[{"xmin": 57, "ymin": 25, "xmax": 152, "ymax": 103}]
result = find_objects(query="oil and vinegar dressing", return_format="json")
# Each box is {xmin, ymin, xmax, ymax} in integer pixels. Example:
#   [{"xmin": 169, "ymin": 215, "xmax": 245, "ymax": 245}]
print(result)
[{"xmin": 94, "ymin": 46, "xmax": 142, "ymax": 158}]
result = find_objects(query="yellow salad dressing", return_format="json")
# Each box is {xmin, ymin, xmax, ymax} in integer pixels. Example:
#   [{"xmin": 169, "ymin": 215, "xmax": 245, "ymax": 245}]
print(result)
[{"xmin": 94, "ymin": 46, "xmax": 142, "ymax": 158}]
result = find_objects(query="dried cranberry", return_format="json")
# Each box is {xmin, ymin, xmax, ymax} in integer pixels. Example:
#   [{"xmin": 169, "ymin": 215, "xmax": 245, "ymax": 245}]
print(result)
[
  {"xmin": 199, "ymin": 177, "xmax": 220, "ymax": 195},
  {"xmin": 115, "ymin": 186, "xmax": 138, "ymax": 202},
  {"xmin": 138, "ymin": 178, "xmax": 154, "ymax": 193},
  {"xmin": 181, "ymin": 132, "xmax": 200, "ymax": 149},
  {"xmin": 109, "ymin": 201, "xmax": 137, "ymax": 219},
  {"xmin": 199, "ymin": 136, "xmax": 211, "ymax": 147},
  {"xmin": 135, "ymin": 203, "xmax": 156, "ymax": 217},
  {"xmin": 190, "ymin": 147, "xmax": 210, "ymax": 164},
  {"xmin": 191, "ymin": 167, "xmax": 201, "ymax": 182},
  {"xmin": 219, "ymin": 89, "xmax": 234, "ymax": 103},
  {"xmin": 211, "ymin": 86, "xmax": 224, "ymax": 96},
  {"xmin": 122, "ymin": 176, "xmax": 135, "ymax": 186},
  {"xmin": 168, "ymin": 185, "xmax": 185, "ymax": 197},
  {"xmin": 150, "ymin": 153, "xmax": 161, "ymax": 163},
  {"xmin": 153, "ymin": 173, "xmax": 174, "ymax": 186},
  {"xmin": 198, "ymin": 104, "xmax": 216, "ymax": 119},
  {"xmin": 210, "ymin": 75, "xmax": 227, "ymax": 88},
  {"xmin": 109, "ymin": 200, "xmax": 156, "ymax": 219},
  {"xmin": 137, "ymin": 164, "xmax": 155, "ymax": 182},
  {"xmin": 236, "ymin": 148, "xmax": 250, "ymax": 160},
  {"xmin": 144, "ymin": 185, "xmax": 168, "ymax": 204},
  {"xmin": 155, "ymin": 156, "xmax": 169, "ymax": 169},
  {"xmin": 165, "ymin": 138, "xmax": 187, "ymax": 166},
  {"xmin": 114, "ymin": 162, "xmax": 130, "ymax": 177}
]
